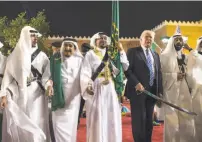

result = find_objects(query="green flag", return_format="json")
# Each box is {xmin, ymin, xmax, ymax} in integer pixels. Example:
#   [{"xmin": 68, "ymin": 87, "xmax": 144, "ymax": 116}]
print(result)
[
  {"xmin": 109, "ymin": 0, "xmax": 124, "ymax": 97},
  {"xmin": 151, "ymin": 42, "xmax": 157, "ymax": 51},
  {"xmin": 151, "ymin": 42, "xmax": 162, "ymax": 53},
  {"xmin": 50, "ymin": 52, "xmax": 65, "ymax": 111}
]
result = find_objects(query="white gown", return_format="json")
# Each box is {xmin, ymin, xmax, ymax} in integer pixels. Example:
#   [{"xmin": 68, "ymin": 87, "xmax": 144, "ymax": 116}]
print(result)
[
  {"xmin": 80, "ymin": 48, "xmax": 129, "ymax": 142},
  {"xmin": 52, "ymin": 55, "xmax": 83, "ymax": 142},
  {"xmin": 1, "ymin": 51, "xmax": 51, "ymax": 142},
  {"xmin": 0, "ymin": 52, "xmax": 7, "ymax": 141},
  {"xmin": 0, "ymin": 53, "xmax": 7, "ymax": 85},
  {"xmin": 161, "ymin": 37, "xmax": 194, "ymax": 142},
  {"xmin": 187, "ymin": 50, "xmax": 202, "ymax": 142}
]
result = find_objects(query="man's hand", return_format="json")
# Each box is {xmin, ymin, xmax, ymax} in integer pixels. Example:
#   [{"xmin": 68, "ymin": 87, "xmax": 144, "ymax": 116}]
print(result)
[
  {"xmin": 86, "ymin": 81, "xmax": 94, "ymax": 95},
  {"xmin": 177, "ymin": 73, "xmax": 185, "ymax": 81},
  {"xmin": 183, "ymin": 43, "xmax": 192, "ymax": 51},
  {"xmin": 48, "ymin": 80, "xmax": 53, "ymax": 86},
  {"xmin": 115, "ymin": 42, "xmax": 124, "ymax": 52},
  {"xmin": 0, "ymin": 96, "xmax": 7, "ymax": 109},
  {"xmin": 46, "ymin": 86, "xmax": 53, "ymax": 97},
  {"xmin": 135, "ymin": 83, "xmax": 145, "ymax": 93}
]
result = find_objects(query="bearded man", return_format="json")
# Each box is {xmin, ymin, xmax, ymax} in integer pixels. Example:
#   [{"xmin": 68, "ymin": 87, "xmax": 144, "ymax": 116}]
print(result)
[
  {"xmin": 0, "ymin": 26, "xmax": 52, "ymax": 142},
  {"xmin": 51, "ymin": 38, "xmax": 83, "ymax": 142},
  {"xmin": 80, "ymin": 32, "xmax": 129, "ymax": 142},
  {"xmin": 160, "ymin": 25, "xmax": 194, "ymax": 142}
]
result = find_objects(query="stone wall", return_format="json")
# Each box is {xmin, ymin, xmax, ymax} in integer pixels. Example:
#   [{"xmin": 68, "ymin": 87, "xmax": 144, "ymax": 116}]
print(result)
[
  {"xmin": 44, "ymin": 36, "xmax": 141, "ymax": 52},
  {"xmin": 45, "ymin": 19, "xmax": 202, "ymax": 54}
]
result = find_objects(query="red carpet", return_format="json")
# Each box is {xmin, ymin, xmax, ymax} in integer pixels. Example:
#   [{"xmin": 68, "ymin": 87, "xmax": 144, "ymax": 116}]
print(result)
[
  {"xmin": 77, "ymin": 117, "xmax": 163, "ymax": 142},
  {"xmin": 77, "ymin": 102, "xmax": 163, "ymax": 142}
]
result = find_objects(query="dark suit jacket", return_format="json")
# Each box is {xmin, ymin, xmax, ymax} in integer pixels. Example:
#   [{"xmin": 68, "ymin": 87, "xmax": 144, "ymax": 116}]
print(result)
[{"xmin": 124, "ymin": 46, "xmax": 163, "ymax": 99}]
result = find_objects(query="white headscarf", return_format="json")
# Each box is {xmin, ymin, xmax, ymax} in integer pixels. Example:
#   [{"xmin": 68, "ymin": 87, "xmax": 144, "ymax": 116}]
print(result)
[
  {"xmin": 162, "ymin": 37, "xmax": 177, "ymax": 56},
  {"xmin": 8, "ymin": 26, "xmax": 41, "ymax": 87},
  {"xmin": 60, "ymin": 39, "xmax": 83, "ymax": 62},
  {"xmin": 0, "ymin": 26, "xmax": 47, "ymax": 140},
  {"xmin": 161, "ymin": 36, "xmax": 180, "ymax": 73},
  {"xmin": 196, "ymin": 37, "xmax": 202, "ymax": 52},
  {"xmin": 90, "ymin": 32, "xmax": 111, "ymax": 48},
  {"xmin": 186, "ymin": 37, "xmax": 202, "ymax": 88},
  {"xmin": 161, "ymin": 37, "xmax": 169, "ymax": 46},
  {"xmin": 161, "ymin": 28, "xmax": 189, "ymax": 73},
  {"xmin": 0, "ymin": 41, "xmax": 3, "ymax": 49},
  {"xmin": 173, "ymin": 25, "xmax": 188, "ymax": 43},
  {"xmin": 1, "ymin": 26, "xmax": 42, "ymax": 110},
  {"xmin": 186, "ymin": 36, "xmax": 202, "ymax": 72}
]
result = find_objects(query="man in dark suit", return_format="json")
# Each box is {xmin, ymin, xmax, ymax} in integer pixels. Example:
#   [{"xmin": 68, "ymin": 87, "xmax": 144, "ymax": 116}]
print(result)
[{"xmin": 125, "ymin": 30, "xmax": 163, "ymax": 142}]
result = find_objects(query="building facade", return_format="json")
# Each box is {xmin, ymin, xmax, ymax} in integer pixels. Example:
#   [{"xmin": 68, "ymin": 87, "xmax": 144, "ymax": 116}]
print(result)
[{"xmin": 45, "ymin": 20, "xmax": 202, "ymax": 53}]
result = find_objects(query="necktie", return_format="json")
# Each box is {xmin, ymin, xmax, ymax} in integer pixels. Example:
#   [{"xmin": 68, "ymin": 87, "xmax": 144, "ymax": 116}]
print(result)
[{"xmin": 146, "ymin": 49, "xmax": 154, "ymax": 86}]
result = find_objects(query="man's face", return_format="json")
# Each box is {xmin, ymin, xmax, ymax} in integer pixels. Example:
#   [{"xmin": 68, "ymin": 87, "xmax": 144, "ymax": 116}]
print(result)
[
  {"xmin": 95, "ymin": 34, "xmax": 108, "ymax": 48},
  {"xmin": 52, "ymin": 47, "xmax": 60, "ymax": 54},
  {"xmin": 31, "ymin": 34, "xmax": 38, "ymax": 47},
  {"xmin": 198, "ymin": 41, "xmax": 202, "ymax": 52},
  {"xmin": 140, "ymin": 33, "xmax": 153, "ymax": 48},
  {"xmin": 63, "ymin": 42, "xmax": 75, "ymax": 57},
  {"xmin": 174, "ymin": 36, "xmax": 183, "ymax": 51}
]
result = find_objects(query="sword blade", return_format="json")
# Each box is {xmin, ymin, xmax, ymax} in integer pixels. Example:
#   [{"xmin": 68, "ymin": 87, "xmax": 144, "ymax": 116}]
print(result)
[
  {"xmin": 48, "ymin": 96, "xmax": 56, "ymax": 142},
  {"xmin": 142, "ymin": 90, "xmax": 197, "ymax": 116}
]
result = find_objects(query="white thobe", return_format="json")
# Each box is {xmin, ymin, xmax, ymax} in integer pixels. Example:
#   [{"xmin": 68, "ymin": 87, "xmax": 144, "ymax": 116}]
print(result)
[
  {"xmin": 1, "ymin": 51, "xmax": 51, "ymax": 142},
  {"xmin": 0, "ymin": 53, "xmax": 7, "ymax": 140},
  {"xmin": 52, "ymin": 55, "xmax": 83, "ymax": 142},
  {"xmin": 161, "ymin": 52, "xmax": 194, "ymax": 142},
  {"xmin": 187, "ymin": 50, "xmax": 202, "ymax": 142},
  {"xmin": 80, "ymin": 48, "xmax": 129, "ymax": 142},
  {"xmin": 0, "ymin": 53, "xmax": 7, "ymax": 85}
]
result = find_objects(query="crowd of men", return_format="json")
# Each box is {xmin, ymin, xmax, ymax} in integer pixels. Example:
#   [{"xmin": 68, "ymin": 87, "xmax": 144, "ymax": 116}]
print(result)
[{"xmin": 0, "ymin": 25, "xmax": 201, "ymax": 142}]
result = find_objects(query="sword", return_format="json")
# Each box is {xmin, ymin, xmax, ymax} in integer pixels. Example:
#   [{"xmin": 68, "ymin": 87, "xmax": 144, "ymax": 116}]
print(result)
[
  {"xmin": 45, "ymin": 86, "xmax": 56, "ymax": 142},
  {"xmin": 139, "ymin": 90, "xmax": 197, "ymax": 116},
  {"xmin": 47, "ymin": 96, "xmax": 56, "ymax": 142}
]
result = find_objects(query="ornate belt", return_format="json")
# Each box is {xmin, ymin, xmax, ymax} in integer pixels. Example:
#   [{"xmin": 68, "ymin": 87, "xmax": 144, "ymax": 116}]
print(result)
[{"xmin": 27, "ymin": 77, "xmax": 40, "ymax": 86}]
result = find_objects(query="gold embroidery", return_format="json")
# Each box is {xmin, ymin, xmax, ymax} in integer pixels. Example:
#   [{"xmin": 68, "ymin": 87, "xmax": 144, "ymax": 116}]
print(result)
[{"xmin": 94, "ymin": 47, "xmax": 111, "ymax": 85}]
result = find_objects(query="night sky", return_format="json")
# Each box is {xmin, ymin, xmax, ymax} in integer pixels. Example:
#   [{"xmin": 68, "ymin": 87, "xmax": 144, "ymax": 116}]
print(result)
[{"xmin": 0, "ymin": 1, "xmax": 202, "ymax": 38}]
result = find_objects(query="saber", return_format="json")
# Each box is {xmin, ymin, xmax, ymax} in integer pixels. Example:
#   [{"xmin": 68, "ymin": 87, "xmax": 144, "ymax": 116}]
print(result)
[
  {"xmin": 45, "ymin": 86, "xmax": 55, "ymax": 142},
  {"xmin": 141, "ymin": 90, "xmax": 197, "ymax": 116},
  {"xmin": 48, "ymin": 96, "xmax": 56, "ymax": 142}
]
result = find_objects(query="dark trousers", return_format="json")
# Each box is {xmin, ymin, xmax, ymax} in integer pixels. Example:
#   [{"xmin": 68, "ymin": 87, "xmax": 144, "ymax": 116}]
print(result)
[
  {"xmin": 130, "ymin": 85, "xmax": 156, "ymax": 142},
  {"xmin": 78, "ymin": 97, "xmax": 85, "ymax": 125}
]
